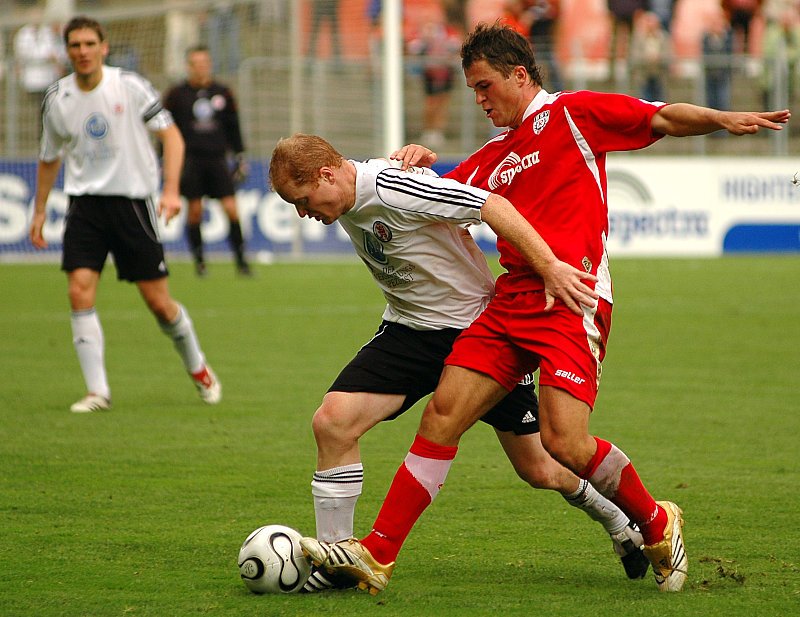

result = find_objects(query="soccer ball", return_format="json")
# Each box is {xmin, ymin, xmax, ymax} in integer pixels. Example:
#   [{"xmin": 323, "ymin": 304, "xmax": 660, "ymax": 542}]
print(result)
[{"xmin": 238, "ymin": 524, "xmax": 311, "ymax": 594}]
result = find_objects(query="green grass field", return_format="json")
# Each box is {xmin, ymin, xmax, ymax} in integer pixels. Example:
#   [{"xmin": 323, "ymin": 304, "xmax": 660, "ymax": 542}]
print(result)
[{"xmin": 1, "ymin": 257, "xmax": 798, "ymax": 617}]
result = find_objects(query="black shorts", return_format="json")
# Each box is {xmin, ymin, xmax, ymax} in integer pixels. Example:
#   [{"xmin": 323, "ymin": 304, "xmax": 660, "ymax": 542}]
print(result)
[
  {"xmin": 62, "ymin": 195, "xmax": 169, "ymax": 282},
  {"xmin": 180, "ymin": 155, "xmax": 235, "ymax": 199},
  {"xmin": 329, "ymin": 321, "xmax": 540, "ymax": 435}
]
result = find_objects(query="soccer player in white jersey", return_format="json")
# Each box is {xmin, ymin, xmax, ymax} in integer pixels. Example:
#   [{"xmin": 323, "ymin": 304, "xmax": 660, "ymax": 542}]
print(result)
[
  {"xmin": 300, "ymin": 23, "xmax": 790, "ymax": 594},
  {"xmin": 269, "ymin": 133, "xmax": 650, "ymax": 592},
  {"xmin": 28, "ymin": 16, "xmax": 221, "ymax": 412}
]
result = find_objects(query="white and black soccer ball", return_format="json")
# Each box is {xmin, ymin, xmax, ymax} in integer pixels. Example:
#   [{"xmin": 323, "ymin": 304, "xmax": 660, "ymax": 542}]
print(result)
[{"xmin": 238, "ymin": 524, "xmax": 311, "ymax": 594}]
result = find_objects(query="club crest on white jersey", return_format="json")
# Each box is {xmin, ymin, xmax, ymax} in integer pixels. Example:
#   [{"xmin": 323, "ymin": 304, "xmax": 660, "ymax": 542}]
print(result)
[
  {"xmin": 487, "ymin": 150, "xmax": 540, "ymax": 189},
  {"xmin": 372, "ymin": 220, "xmax": 392, "ymax": 242}
]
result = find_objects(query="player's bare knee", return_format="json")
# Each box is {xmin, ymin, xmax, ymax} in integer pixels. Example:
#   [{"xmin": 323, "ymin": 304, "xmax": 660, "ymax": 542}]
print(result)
[
  {"xmin": 419, "ymin": 397, "xmax": 463, "ymax": 443},
  {"xmin": 67, "ymin": 279, "xmax": 95, "ymax": 309},
  {"xmin": 148, "ymin": 300, "xmax": 174, "ymax": 322},
  {"xmin": 310, "ymin": 405, "xmax": 337, "ymax": 441},
  {"xmin": 143, "ymin": 293, "xmax": 177, "ymax": 322},
  {"xmin": 540, "ymin": 433, "xmax": 583, "ymax": 474},
  {"xmin": 312, "ymin": 401, "xmax": 359, "ymax": 447},
  {"xmin": 67, "ymin": 287, "xmax": 91, "ymax": 309},
  {"xmin": 515, "ymin": 464, "xmax": 558, "ymax": 490}
]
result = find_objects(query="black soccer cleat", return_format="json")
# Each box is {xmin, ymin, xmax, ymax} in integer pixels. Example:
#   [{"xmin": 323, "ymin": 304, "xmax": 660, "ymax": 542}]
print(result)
[
  {"xmin": 611, "ymin": 522, "xmax": 650, "ymax": 580},
  {"xmin": 300, "ymin": 565, "xmax": 357, "ymax": 593}
]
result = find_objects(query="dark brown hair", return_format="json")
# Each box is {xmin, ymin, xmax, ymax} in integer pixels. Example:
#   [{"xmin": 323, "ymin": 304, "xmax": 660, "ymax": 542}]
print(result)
[
  {"xmin": 461, "ymin": 21, "xmax": 542, "ymax": 86},
  {"xmin": 63, "ymin": 15, "xmax": 106, "ymax": 45},
  {"xmin": 185, "ymin": 44, "xmax": 210, "ymax": 59}
]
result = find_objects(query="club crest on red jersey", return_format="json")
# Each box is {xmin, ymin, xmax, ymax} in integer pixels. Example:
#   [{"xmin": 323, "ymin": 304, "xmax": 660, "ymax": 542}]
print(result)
[{"xmin": 532, "ymin": 110, "xmax": 550, "ymax": 135}]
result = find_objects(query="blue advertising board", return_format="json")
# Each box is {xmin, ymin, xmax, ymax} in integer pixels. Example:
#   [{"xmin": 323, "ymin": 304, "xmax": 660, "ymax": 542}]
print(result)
[{"xmin": 2, "ymin": 157, "xmax": 798, "ymax": 259}]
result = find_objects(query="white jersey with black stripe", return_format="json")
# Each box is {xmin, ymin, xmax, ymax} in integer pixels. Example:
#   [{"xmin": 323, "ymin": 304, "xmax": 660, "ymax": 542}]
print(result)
[
  {"xmin": 338, "ymin": 159, "xmax": 496, "ymax": 330},
  {"xmin": 39, "ymin": 65, "xmax": 174, "ymax": 198}
]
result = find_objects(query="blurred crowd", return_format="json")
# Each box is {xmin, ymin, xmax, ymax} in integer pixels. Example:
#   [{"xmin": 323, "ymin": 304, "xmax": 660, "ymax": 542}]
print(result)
[
  {"xmin": 401, "ymin": 0, "xmax": 798, "ymax": 141},
  {"xmin": 2, "ymin": 0, "xmax": 798, "ymax": 151}
]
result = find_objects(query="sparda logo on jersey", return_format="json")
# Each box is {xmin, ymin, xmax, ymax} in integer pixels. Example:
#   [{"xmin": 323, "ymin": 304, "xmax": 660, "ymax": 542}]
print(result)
[
  {"xmin": 487, "ymin": 151, "xmax": 540, "ymax": 189},
  {"xmin": 84, "ymin": 113, "xmax": 109, "ymax": 140}
]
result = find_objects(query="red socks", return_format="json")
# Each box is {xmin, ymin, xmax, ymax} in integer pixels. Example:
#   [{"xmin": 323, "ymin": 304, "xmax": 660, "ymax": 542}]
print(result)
[
  {"xmin": 362, "ymin": 434, "xmax": 457, "ymax": 564},
  {"xmin": 581, "ymin": 437, "xmax": 666, "ymax": 545}
]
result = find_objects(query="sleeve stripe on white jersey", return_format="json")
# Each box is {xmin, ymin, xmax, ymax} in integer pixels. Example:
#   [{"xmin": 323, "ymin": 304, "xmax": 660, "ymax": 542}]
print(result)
[
  {"xmin": 121, "ymin": 69, "xmax": 165, "ymax": 123},
  {"xmin": 376, "ymin": 168, "xmax": 486, "ymax": 210},
  {"xmin": 377, "ymin": 174, "xmax": 485, "ymax": 208},
  {"xmin": 143, "ymin": 100, "xmax": 164, "ymax": 123},
  {"xmin": 143, "ymin": 196, "xmax": 161, "ymax": 241},
  {"xmin": 42, "ymin": 81, "xmax": 59, "ymax": 118}
]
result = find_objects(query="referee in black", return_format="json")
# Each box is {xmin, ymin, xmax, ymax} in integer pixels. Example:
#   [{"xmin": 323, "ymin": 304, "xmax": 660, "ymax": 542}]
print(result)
[{"xmin": 164, "ymin": 45, "xmax": 250, "ymax": 276}]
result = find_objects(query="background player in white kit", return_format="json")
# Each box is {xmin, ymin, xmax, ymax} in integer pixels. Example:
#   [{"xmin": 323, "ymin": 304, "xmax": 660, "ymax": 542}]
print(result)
[
  {"xmin": 269, "ymin": 133, "xmax": 650, "ymax": 591},
  {"xmin": 28, "ymin": 16, "xmax": 221, "ymax": 412}
]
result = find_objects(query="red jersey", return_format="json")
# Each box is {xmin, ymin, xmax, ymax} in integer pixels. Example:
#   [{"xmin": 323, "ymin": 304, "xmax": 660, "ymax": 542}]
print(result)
[{"xmin": 446, "ymin": 89, "xmax": 665, "ymax": 301}]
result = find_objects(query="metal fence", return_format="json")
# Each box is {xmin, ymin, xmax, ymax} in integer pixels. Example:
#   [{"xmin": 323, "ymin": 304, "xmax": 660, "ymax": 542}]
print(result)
[{"xmin": 2, "ymin": 0, "xmax": 797, "ymax": 159}]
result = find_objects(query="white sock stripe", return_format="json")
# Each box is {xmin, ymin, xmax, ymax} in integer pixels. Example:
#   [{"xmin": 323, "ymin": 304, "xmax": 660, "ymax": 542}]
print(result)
[
  {"xmin": 314, "ymin": 463, "xmax": 364, "ymax": 477},
  {"xmin": 565, "ymin": 478, "xmax": 590, "ymax": 503},
  {"xmin": 313, "ymin": 463, "xmax": 364, "ymax": 486},
  {"xmin": 312, "ymin": 471, "xmax": 364, "ymax": 483},
  {"xmin": 71, "ymin": 307, "xmax": 97, "ymax": 317}
]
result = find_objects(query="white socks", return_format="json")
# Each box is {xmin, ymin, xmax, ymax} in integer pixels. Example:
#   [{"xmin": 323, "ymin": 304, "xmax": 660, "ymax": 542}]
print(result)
[
  {"xmin": 71, "ymin": 308, "xmax": 110, "ymax": 399},
  {"xmin": 311, "ymin": 463, "xmax": 364, "ymax": 542},
  {"xmin": 564, "ymin": 478, "xmax": 629, "ymax": 535},
  {"xmin": 71, "ymin": 303, "xmax": 206, "ymax": 400},
  {"xmin": 158, "ymin": 303, "xmax": 205, "ymax": 373}
]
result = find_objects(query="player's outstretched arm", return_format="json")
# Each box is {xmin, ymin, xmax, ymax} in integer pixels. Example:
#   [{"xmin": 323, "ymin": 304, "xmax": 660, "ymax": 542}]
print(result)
[
  {"xmin": 29, "ymin": 158, "xmax": 62, "ymax": 249},
  {"xmin": 481, "ymin": 194, "xmax": 598, "ymax": 315},
  {"xmin": 390, "ymin": 144, "xmax": 438, "ymax": 170},
  {"xmin": 652, "ymin": 103, "xmax": 791, "ymax": 137}
]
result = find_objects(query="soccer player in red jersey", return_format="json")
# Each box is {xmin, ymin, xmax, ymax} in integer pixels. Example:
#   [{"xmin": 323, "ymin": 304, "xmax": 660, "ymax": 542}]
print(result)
[{"xmin": 300, "ymin": 22, "xmax": 790, "ymax": 594}]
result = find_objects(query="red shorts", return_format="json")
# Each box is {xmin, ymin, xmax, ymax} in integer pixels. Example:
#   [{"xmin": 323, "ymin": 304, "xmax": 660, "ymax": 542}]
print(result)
[{"xmin": 446, "ymin": 291, "xmax": 612, "ymax": 409}]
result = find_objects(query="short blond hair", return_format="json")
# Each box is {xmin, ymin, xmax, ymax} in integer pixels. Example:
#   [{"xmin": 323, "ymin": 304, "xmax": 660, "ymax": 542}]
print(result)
[{"xmin": 269, "ymin": 134, "xmax": 344, "ymax": 193}]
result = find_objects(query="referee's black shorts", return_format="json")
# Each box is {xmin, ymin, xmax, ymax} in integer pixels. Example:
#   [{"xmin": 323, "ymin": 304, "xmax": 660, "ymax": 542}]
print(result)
[
  {"xmin": 62, "ymin": 194, "xmax": 169, "ymax": 282},
  {"xmin": 329, "ymin": 320, "xmax": 540, "ymax": 435},
  {"xmin": 180, "ymin": 155, "xmax": 235, "ymax": 199}
]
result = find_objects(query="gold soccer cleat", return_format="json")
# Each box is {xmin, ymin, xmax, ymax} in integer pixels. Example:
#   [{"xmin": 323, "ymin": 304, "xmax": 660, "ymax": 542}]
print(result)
[
  {"xmin": 300, "ymin": 537, "xmax": 395, "ymax": 595},
  {"xmin": 643, "ymin": 501, "xmax": 688, "ymax": 592}
]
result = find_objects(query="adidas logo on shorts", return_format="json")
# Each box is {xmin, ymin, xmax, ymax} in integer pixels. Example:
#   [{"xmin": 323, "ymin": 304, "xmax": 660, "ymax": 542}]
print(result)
[{"xmin": 521, "ymin": 410, "xmax": 537, "ymax": 423}]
